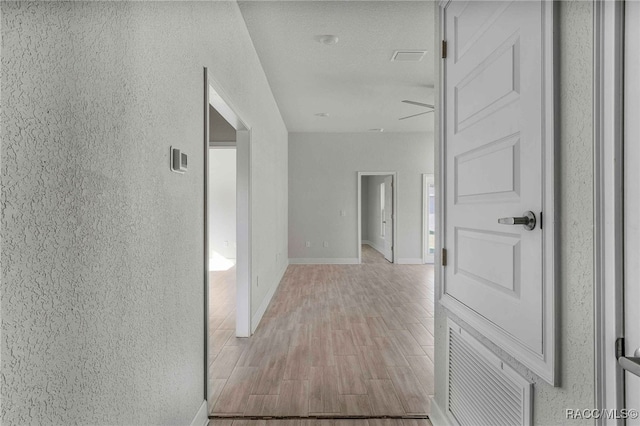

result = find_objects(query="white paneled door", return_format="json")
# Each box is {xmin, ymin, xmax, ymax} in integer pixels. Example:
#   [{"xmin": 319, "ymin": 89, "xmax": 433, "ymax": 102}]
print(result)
[
  {"xmin": 383, "ymin": 175, "xmax": 394, "ymax": 262},
  {"xmin": 442, "ymin": 1, "xmax": 556, "ymax": 383}
]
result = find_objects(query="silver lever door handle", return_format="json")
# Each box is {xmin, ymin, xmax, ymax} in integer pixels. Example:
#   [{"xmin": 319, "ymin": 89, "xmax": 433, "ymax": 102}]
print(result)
[
  {"xmin": 619, "ymin": 357, "xmax": 640, "ymax": 378},
  {"xmin": 498, "ymin": 211, "xmax": 536, "ymax": 231}
]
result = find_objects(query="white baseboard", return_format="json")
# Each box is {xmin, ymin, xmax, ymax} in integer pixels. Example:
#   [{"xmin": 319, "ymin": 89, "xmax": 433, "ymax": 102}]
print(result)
[
  {"xmin": 362, "ymin": 239, "xmax": 372, "ymax": 245},
  {"xmin": 397, "ymin": 258, "xmax": 424, "ymax": 265},
  {"xmin": 190, "ymin": 400, "xmax": 208, "ymax": 426},
  {"xmin": 251, "ymin": 261, "xmax": 288, "ymax": 333},
  {"xmin": 430, "ymin": 396, "xmax": 454, "ymax": 426},
  {"xmin": 288, "ymin": 258, "xmax": 359, "ymax": 265}
]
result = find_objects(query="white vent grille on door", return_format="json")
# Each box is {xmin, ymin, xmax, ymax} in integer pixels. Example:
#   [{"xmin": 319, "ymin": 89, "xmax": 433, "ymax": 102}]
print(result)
[{"xmin": 447, "ymin": 320, "xmax": 532, "ymax": 426}]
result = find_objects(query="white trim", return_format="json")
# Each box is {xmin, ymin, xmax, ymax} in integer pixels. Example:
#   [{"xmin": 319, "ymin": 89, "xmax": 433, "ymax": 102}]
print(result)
[
  {"xmin": 397, "ymin": 258, "xmax": 423, "ymax": 265},
  {"xmin": 438, "ymin": 1, "xmax": 558, "ymax": 385},
  {"xmin": 288, "ymin": 258, "xmax": 359, "ymax": 265},
  {"xmin": 422, "ymin": 173, "xmax": 435, "ymax": 264},
  {"xmin": 594, "ymin": 0, "xmax": 626, "ymax": 421},
  {"xmin": 235, "ymin": 129, "xmax": 252, "ymax": 338},
  {"xmin": 209, "ymin": 141, "xmax": 236, "ymax": 148},
  {"xmin": 429, "ymin": 396, "xmax": 455, "ymax": 426},
  {"xmin": 362, "ymin": 239, "xmax": 373, "ymax": 246},
  {"xmin": 203, "ymin": 70, "xmax": 210, "ymax": 402},
  {"xmin": 357, "ymin": 171, "xmax": 398, "ymax": 264},
  {"xmin": 436, "ymin": 0, "xmax": 448, "ymax": 312},
  {"xmin": 251, "ymin": 261, "xmax": 288, "ymax": 333},
  {"xmin": 189, "ymin": 400, "xmax": 208, "ymax": 426},
  {"xmin": 209, "ymin": 85, "xmax": 246, "ymax": 132}
]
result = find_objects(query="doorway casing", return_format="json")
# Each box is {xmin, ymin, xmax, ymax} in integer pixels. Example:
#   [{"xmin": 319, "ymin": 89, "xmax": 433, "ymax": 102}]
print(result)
[
  {"xmin": 357, "ymin": 171, "xmax": 398, "ymax": 264},
  {"xmin": 593, "ymin": 1, "xmax": 640, "ymax": 421}
]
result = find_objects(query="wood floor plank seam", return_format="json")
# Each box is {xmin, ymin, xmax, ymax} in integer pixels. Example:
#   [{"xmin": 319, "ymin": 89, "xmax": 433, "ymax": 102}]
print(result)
[{"xmin": 208, "ymin": 416, "xmax": 431, "ymax": 420}]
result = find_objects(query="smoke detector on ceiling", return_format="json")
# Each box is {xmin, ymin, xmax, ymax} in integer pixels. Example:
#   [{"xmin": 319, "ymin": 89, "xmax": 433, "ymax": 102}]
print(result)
[{"xmin": 391, "ymin": 50, "xmax": 427, "ymax": 62}]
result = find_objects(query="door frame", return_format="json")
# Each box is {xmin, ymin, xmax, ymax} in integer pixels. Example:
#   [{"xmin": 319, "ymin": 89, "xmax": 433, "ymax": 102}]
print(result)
[
  {"xmin": 422, "ymin": 173, "xmax": 435, "ymax": 264},
  {"xmin": 437, "ymin": 0, "xmax": 559, "ymax": 385},
  {"xmin": 204, "ymin": 68, "xmax": 253, "ymax": 401},
  {"xmin": 357, "ymin": 171, "xmax": 398, "ymax": 264},
  {"xmin": 594, "ymin": 1, "xmax": 627, "ymax": 421}
]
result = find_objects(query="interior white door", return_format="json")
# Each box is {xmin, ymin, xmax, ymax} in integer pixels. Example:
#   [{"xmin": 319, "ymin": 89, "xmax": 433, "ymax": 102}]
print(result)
[
  {"xmin": 624, "ymin": 3, "xmax": 640, "ymax": 420},
  {"xmin": 383, "ymin": 176, "xmax": 393, "ymax": 262},
  {"xmin": 442, "ymin": 1, "xmax": 555, "ymax": 382}
]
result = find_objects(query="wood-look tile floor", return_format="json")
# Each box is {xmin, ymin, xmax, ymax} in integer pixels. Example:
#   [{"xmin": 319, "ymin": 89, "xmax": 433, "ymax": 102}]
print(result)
[
  {"xmin": 209, "ymin": 419, "xmax": 433, "ymax": 426},
  {"xmin": 208, "ymin": 245, "xmax": 434, "ymax": 418}
]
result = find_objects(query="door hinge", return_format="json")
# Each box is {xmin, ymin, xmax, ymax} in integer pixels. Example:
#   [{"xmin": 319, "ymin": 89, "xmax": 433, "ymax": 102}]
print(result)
[
  {"xmin": 441, "ymin": 248, "xmax": 448, "ymax": 266},
  {"xmin": 441, "ymin": 40, "xmax": 447, "ymax": 59},
  {"xmin": 616, "ymin": 337, "xmax": 625, "ymax": 360}
]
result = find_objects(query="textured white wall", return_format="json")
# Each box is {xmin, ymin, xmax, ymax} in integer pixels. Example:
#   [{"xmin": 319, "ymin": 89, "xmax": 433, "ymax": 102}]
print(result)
[
  {"xmin": 288, "ymin": 132, "xmax": 433, "ymax": 263},
  {"xmin": 432, "ymin": 2, "xmax": 596, "ymax": 424},
  {"xmin": 1, "ymin": 2, "xmax": 287, "ymax": 424},
  {"xmin": 209, "ymin": 149, "xmax": 237, "ymax": 260}
]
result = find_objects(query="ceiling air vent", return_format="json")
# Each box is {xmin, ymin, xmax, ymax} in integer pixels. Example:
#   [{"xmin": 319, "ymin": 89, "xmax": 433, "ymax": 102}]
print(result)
[{"xmin": 391, "ymin": 50, "xmax": 427, "ymax": 62}]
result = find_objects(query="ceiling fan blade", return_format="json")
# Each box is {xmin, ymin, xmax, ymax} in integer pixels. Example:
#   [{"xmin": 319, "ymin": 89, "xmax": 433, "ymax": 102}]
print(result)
[
  {"xmin": 399, "ymin": 110, "xmax": 434, "ymax": 120},
  {"xmin": 402, "ymin": 100, "xmax": 435, "ymax": 109}
]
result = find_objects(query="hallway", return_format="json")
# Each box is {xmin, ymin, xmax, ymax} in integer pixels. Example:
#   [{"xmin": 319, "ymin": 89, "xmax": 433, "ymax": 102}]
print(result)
[{"xmin": 208, "ymin": 245, "xmax": 435, "ymax": 418}]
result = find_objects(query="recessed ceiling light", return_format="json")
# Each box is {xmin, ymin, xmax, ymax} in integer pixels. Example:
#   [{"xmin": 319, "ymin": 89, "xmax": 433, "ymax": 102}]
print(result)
[
  {"xmin": 315, "ymin": 35, "xmax": 339, "ymax": 45},
  {"xmin": 369, "ymin": 128, "xmax": 384, "ymax": 132},
  {"xmin": 315, "ymin": 112, "xmax": 329, "ymax": 117},
  {"xmin": 391, "ymin": 50, "xmax": 427, "ymax": 62}
]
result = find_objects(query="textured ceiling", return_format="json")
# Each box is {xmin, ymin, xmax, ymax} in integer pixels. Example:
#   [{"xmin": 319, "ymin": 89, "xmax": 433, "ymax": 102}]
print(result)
[{"xmin": 238, "ymin": 1, "xmax": 435, "ymax": 133}]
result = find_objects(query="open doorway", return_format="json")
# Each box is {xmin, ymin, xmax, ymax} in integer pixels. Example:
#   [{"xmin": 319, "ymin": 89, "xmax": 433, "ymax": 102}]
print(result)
[
  {"xmin": 422, "ymin": 174, "xmax": 435, "ymax": 264},
  {"xmin": 358, "ymin": 172, "xmax": 397, "ymax": 264},
  {"xmin": 204, "ymin": 69, "xmax": 253, "ymax": 413},
  {"xmin": 208, "ymin": 111, "xmax": 237, "ymax": 273},
  {"xmin": 207, "ymin": 107, "xmax": 239, "ymax": 342},
  {"xmin": 208, "ymin": 151, "xmax": 237, "ymax": 270}
]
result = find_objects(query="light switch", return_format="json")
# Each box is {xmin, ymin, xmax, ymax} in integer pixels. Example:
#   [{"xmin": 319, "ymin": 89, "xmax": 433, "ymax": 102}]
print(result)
[{"xmin": 340, "ymin": 210, "xmax": 346, "ymax": 217}]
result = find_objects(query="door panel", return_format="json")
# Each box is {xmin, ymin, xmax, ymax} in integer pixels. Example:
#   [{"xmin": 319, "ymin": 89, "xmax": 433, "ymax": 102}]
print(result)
[
  {"xmin": 383, "ymin": 176, "xmax": 393, "ymax": 262},
  {"xmin": 624, "ymin": 2, "xmax": 640, "ymax": 419},
  {"xmin": 443, "ymin": 0, "xmax": 555, "ymax": 382}
]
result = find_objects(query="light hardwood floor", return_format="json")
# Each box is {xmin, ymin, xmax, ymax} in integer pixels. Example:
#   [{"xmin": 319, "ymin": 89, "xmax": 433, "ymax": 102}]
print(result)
[
  {"xmin": 208, "ymin": 245, "xmax": 434, "ymax": 418},
  {"xmin": 209, "ymin": 419, "xmax": 433, "ymax": 426}
]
